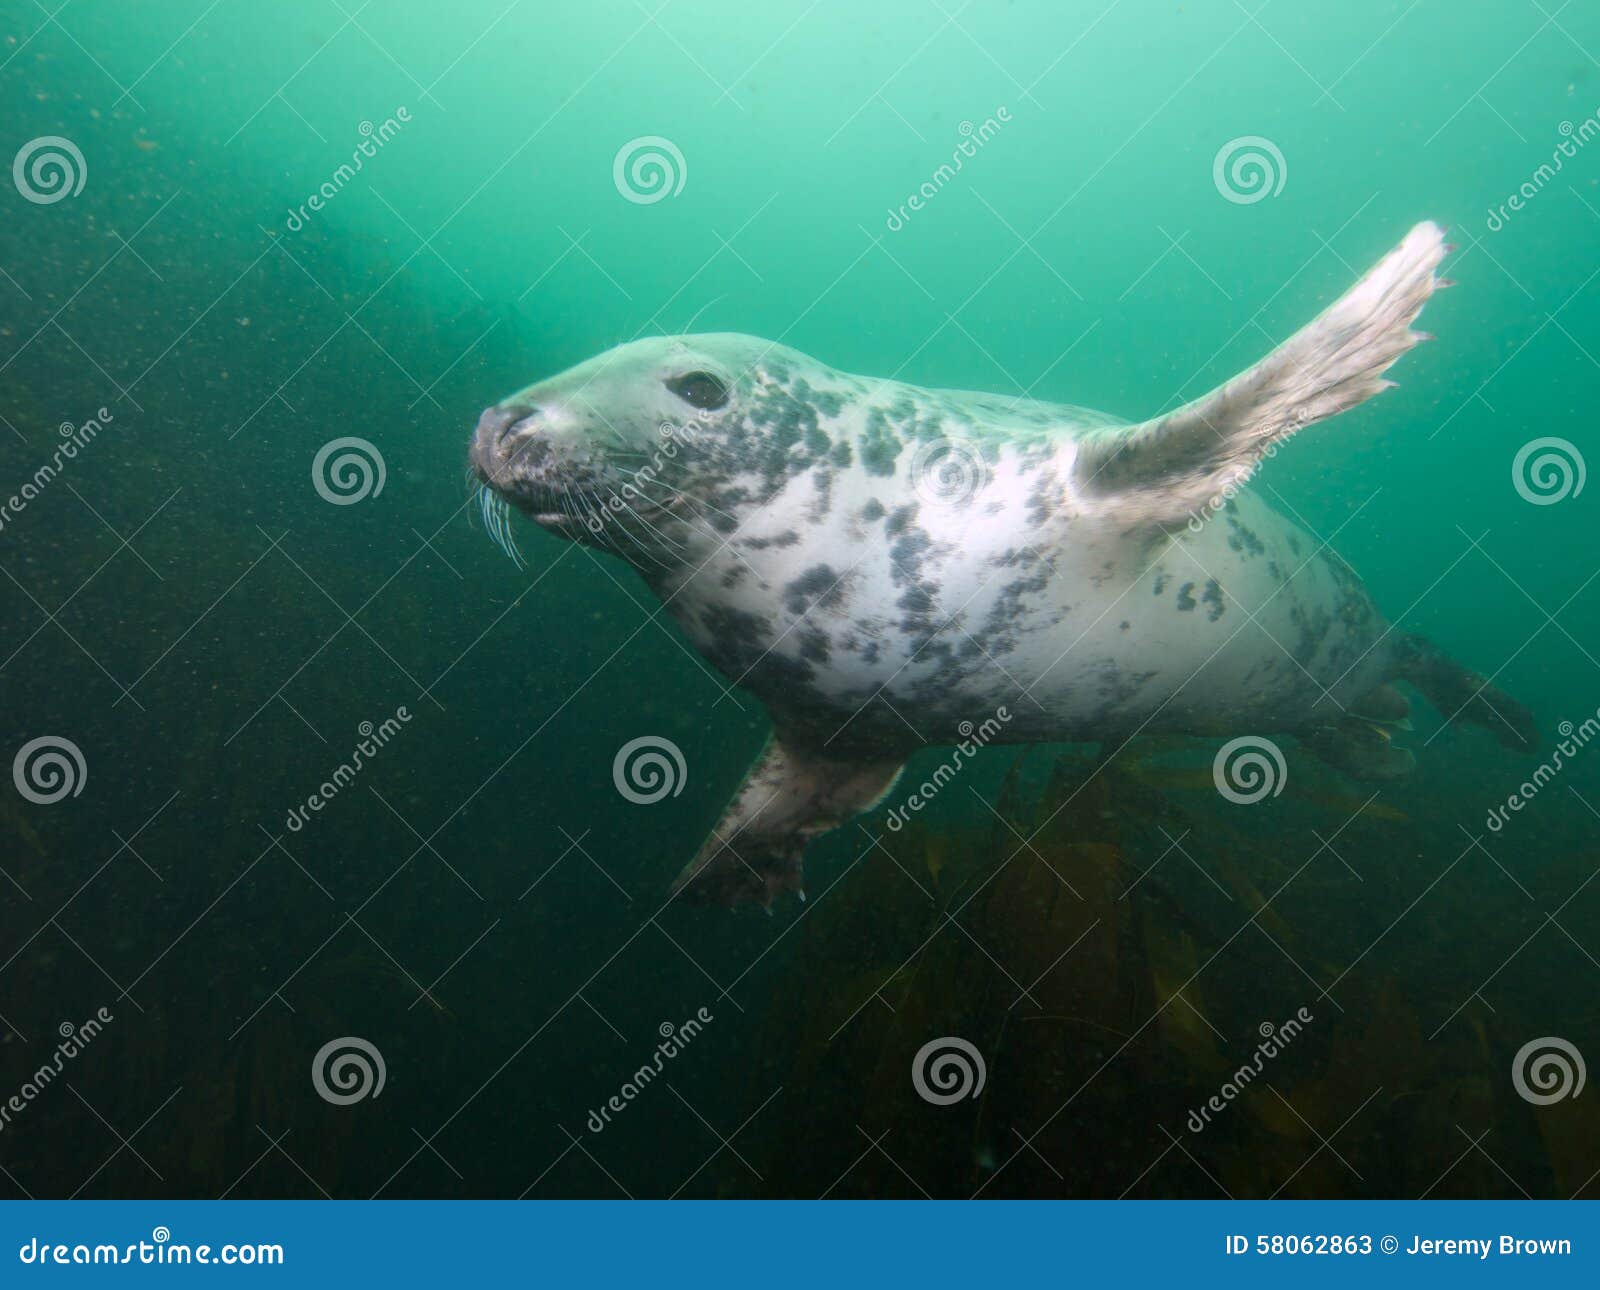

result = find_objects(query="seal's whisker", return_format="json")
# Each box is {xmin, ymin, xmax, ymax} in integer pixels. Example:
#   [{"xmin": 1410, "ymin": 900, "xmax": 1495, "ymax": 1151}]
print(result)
[
  {"xmin": 475, "ymin": 484, "xmax": 526, "ymax": 568},
  {"xmin": 592, "ymin": 487, "xmax": 679, "ymax": 571},
  {"xmin": 611, "ymin": 493, "xmax": 689, "ymax": 557},
  {"xmin": 556, "ymin": 481, "xmax": 584, "ymax": 534},
  {"xmin": 678, "ymin": 293, "xmax": 726, "ymax": 337},
  {"xmin": 608, "ymin": 476, "xmax": 725, "ymax": 553},
  {"xmin": 606, "ymin": 505, "xmax": 673, "ymax": 571}
]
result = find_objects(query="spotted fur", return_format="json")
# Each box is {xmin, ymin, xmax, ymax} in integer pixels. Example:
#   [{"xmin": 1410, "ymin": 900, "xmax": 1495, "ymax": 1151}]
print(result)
[{"xmin": 469, "ymin": 223, "xmax": 1536, "ymax": 908}]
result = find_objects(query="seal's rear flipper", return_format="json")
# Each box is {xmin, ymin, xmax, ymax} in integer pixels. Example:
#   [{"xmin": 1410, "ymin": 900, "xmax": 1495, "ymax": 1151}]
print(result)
[
  {"xmin": 1301, "ymin": 682, "xmax": 1418, "ymax": 780},
  {"xmin": 1303, "ymin": 719, "xmax": 1417, "ymax": 781},
  {"xmin": 1073, "ymin": 221, "xmax": 1448, "ymax": 526},
  {"xmin": 1397, "ymin": 634, "xmax": 1539, "ymax": 752},
  {"xmin": 669, "ymin": 736, "xmax": 903, "ymax": 909}
]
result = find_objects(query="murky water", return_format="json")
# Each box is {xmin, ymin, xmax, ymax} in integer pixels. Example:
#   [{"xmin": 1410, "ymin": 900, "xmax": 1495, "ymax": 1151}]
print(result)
[{"xmin": 1, "ymin": 0, "xmax": 1597, "ymax": 1198}]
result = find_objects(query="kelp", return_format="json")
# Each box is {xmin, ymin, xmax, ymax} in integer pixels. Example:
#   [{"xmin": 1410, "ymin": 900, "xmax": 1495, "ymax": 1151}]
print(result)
[{"xmin": 741, "ymin": 742, "xmax": 1600, "ymax": 1198}]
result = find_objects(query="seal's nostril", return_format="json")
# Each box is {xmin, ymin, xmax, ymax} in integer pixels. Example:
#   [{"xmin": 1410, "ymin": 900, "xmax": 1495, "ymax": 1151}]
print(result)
[
  {"xmin": 500, "ymin": 413, "xmax": 536, "ymax": 445},
  {"xmin": 476, "ymin": 404, "xmax": 537, "ymax": 450},
  {"xmin": 486, "ymin": 406, "xmax": 531, "ymax": 448}
]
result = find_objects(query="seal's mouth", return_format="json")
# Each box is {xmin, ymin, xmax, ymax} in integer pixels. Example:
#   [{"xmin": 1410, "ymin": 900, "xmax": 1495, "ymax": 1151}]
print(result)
[
  {"xmin": 471, "ymin": 403, "xmax": 593, "ymax": 520},
  {"xmin": 474, "ymin": 421, "xmax": 635, "ymax": 571},
  {"xmin": 470, "ymin": 400, "xmax": 698, "ymax": 569}
]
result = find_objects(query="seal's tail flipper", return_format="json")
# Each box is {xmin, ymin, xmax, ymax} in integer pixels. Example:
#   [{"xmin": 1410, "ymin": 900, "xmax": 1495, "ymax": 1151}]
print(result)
[
  {"xmin": 1397, "ymin": 634, "xmax": 1540, "ymax": 752},
  {"xmin": 1073, "ymin": 221, "xmax": 1448, "ymax": 526},
  {"xmin": 669, "ymin": 736, "xmax": 903, "ymax": 909}
]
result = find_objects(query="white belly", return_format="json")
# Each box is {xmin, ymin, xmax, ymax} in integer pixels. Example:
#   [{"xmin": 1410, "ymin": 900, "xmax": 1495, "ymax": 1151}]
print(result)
[{"xmin": 658, "ymin": 442, "xmax": 1391, "ymax": 752}]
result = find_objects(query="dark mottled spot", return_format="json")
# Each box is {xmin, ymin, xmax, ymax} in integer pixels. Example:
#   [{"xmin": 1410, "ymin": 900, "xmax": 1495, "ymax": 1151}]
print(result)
[
  {"xmin": 784, "ymin": 563, "xmax": 848, "ymax": 616},
  {"xmin": 898, "ymin": 585, "xmax": 934, "ymax": 615},
  {"xmin": 1026, "ymin": 473, "xmax": 1058, "ymax": 527},
  {"xmin": 860, "ymin": 407, "xmax": 901, "ymax": 476},
  {"xmin": 798, "ymin": 628, "xmax": 832, "ymax": 664},
  {"xmin": 1201, "ymin": 578, "xmax": 1225, "ymax": 622},
  {"xmin": 744, "ymin": 530, "xmax": 801, "ymax": 550},
  {"xmin": 885, "ymin": 504, "xmax": 919, "ymax": 538},
  {"xmin": 1175, "ymin": 582, "xmax": 1197, "ymax": 611},
  {"xmin": 1225, "ymin": 516, "xmax": 1265, "ymax": 557},
  {"xmin": 812, "ymin": 388, "xmax": 847, "ymax": 418}
]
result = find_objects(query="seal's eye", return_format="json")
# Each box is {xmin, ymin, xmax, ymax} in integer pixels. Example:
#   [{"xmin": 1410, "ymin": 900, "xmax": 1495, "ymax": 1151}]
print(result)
[{"xmin": 665, "ymin": 371, "xmax": 729, "ymax": 411}]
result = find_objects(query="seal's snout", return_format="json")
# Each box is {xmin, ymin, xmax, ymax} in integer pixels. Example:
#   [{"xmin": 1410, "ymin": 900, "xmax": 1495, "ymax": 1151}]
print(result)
[
  {"xmin": 478, "ymin": 403, "xmax": 536, "ymax": 446},
  {"xmin": 472, "ymin": 402, "xmax": 542, "ymax": 483}
]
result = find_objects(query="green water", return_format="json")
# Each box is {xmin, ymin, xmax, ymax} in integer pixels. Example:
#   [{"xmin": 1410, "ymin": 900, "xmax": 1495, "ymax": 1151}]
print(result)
[{"xmin": 1, "ymin": 0, "xmax": 1597, "ymax": 1198}]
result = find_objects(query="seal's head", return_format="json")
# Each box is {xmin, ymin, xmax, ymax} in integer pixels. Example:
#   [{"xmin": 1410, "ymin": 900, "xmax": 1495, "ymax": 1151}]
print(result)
[{"xmin": 471, "ymin": 334, "xmax": 772, "ymax": 560}]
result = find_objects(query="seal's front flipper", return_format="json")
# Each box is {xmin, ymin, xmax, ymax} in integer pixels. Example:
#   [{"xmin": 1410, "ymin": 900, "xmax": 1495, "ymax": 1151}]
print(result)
[
  {"xmin": 669, "ymin": 736, "xmax": 903, "ymax": 909},
  {"xmin": 1398, "ymin": 634, "xmax": 1540, "ymax": 752},
  {"xmin": 1072, "ymin": 221, "xmax": 1448, "ymax": 526}
]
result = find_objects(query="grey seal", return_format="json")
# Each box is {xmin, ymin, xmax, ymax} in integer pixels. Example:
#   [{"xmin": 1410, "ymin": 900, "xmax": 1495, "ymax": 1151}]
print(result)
[{"xmin": 470, "ymin": 221, "xmax": 1536, "ymax": 908}]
